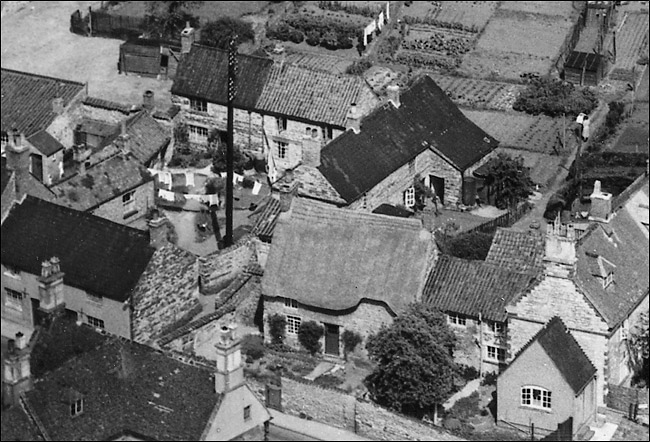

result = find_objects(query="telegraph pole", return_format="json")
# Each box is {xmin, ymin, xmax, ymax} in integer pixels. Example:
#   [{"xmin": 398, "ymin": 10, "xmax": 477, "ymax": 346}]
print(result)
[{"xmin": 225, "ymin": 36, "xmax": 238, "ymax": 248}]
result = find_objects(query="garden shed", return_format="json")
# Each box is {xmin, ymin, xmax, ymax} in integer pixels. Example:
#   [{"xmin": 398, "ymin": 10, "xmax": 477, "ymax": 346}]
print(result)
[{"xmin": 564, "ymin": 51, "xmax": 607, "ymax": 86}]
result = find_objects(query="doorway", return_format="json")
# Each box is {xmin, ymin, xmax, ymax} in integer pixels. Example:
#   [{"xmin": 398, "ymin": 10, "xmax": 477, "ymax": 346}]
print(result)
[
  {"xmin": 429, "ymin": 175, "xmax": 445, "ymax": 204},
  {"xmin": 324, "ymin": 323, "xmax": 340, "ymax": 356}
]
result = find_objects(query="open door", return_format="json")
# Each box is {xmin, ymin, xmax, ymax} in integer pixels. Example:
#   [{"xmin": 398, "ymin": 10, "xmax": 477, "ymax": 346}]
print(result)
[{"xmin": 324, "ymin": 323, "xmax": 340, "ymax": 356}]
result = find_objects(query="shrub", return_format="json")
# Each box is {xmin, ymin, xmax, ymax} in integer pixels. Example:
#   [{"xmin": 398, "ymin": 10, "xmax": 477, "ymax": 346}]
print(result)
[
  {"xmin": 481, "ymin": 371, "xmax": 498, "ymax": 386},
  {"xmin": 205, "ymin": 177, "xmax": 226, "ymax": 196},
  {"xmin": 268, "ymin": 314, "xmax": 287, "ymax": 345},
  {"xmin": 173, "ymin": 122, "xmax": 189, "ymax": 144},
  {"xmin": 345, "ymin": 59, "xmax": 373, "ymax": 75},
  {"xmin": 298, "ymin": 320, "xmax": 324, "ymax": 355},
  {"xmin": 457, "ymin": 364, "xmax": 480, "ymax": 381},
  {"xmin": 342, "ymin": 329, "xmax": 363, "ymax": 356},
  {"xmin": 305, "ymin": 29, "xmax": 321, "ymax": 46},
  {"xmin": 605, "ymin": 101, "xmax": 626, "ymax": 135},
  {"xmin": 513, "ymin": 78, "xmax": 598, "ymax": 118},
  {"xmin": 241, "ymin": 334, "xmax": 265, "ymax": 362},
  {"xmin": 200, "ymin": 17, "xmax": 255, "ymax": 49}
]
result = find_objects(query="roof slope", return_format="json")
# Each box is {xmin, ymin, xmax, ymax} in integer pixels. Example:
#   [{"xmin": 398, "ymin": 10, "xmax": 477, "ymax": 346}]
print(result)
[
  {"xmin": 27, "ymin": 129, "xmax": 65, "ymax": 156},
  {"xmin": 171, "ymin": 45, "xmax": 272, "ymax": 108},
  {"xmin": 1, "ymin": 196, "xmax": 154, "ymax": 301},
  {"xmin": 486, "ymin": 228, "xmax": 546, "ymax": 274},
  {"xmin": 423, "ymin": 255, "xmax": 537, "ymax": 322},
  {"xmin": 1, "ymin": 68, "xmax": 85, "ymax": 137},
  {"xmin": 262, "ymin": 198, "xmax": 433, "ymax": 313},
  {"xmin": 318, "ymin": 76, "xmax": 498, "ymax": 203},
  {"xmin": 256, "ymin": 63, "xmax": 378, "ymax": 127},
  {"xmin": 123, "ymin": 110, "xmax": 171, "ymax": 164},
  {"xmin": 506, "ymin": 316, "xmax": 597, "ymax": 394},
  {"xmin": 25, "ymin": 331, "xmax": 220, "ymax": 441},
  {"xmin": 1, "ymin": 157, "xmax": 57, "ymax": 203}
]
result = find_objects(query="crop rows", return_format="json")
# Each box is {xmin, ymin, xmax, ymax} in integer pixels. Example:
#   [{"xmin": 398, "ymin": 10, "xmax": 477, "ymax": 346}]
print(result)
[{"xmin": 430, "ymin": 75, "xmax": 524, "ymax": 111}]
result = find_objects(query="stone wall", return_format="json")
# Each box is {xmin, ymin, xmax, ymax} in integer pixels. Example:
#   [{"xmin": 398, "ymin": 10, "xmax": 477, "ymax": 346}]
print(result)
[
  {"xmin": 1, "ymin": 173, "xmax": 17, "ymax": 221},
  {"xmin": 449, "ymin": 318, "xmax": 507, "ymax": 374},
  {"xmin": 89, "ymin": 179, "xmax": 154, "ymax": 229},
  {"xmin": 607, "ymin": 295, "xmax": 649, "ymax": 387}
]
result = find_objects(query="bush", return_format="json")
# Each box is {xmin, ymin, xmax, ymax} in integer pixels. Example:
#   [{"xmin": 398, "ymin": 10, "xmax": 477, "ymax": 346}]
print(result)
[
  {"xmin": 173, "ymin": 122, "xmax": 189, "ymax": 144},
  {"xmin": 481, "ymin": 371, "xmax": 498, "ymax": 386},
  {"xmin": 200, "ymin": 17, "xmax": 255, "ymax": 49},
  {"xmin": 448, "ymin": 391, "xmax": 480, "ymax": 420},
  {"xmin": 211, "ymin": 143, "xmax": 251, "ymax": 174},
  {"xmin": 268, "ymin": 314, "xmax": 287, "ymax": 345},
  {"xmin": 345, "ymin": 59, "xmax": 373, "ymax": 75},
  {"xmin": 605, "ymin": 101, "xmax": 626, "ymax": 135},
  {"xmin": 305, "ymin": 29, "xmax": 321, "ymax": 46},
  {"xmin": 342, "ymin": 329, "xmax": 363, "ymax": 356},
  {"xmin": 241, "ymin": 334, "xmax": 265, "ymax": 362},
  {"xmin": 205, "ymin": 177, "xmax": 226, "ymax": 196},
  {"xmin": 298, "ymin": 321, "xmax": 324, "ymax": 355},
  {"xmin": 457, "ymin": 364, "xmax": 480, "ymax": 382},
  {"xmin": 437, "ymin": 231, "xmax": 496, "ymax": 261},
  {"xmin": 513, "ymin": 78, "xmax": 598, "ymax": 118}
]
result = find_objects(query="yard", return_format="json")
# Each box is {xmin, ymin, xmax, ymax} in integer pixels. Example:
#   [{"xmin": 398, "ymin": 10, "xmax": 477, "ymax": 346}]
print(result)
[
  {"xmin": 430, "ymin": 74, "xmax": 524, "ymax": 111},
  {"xmin": 402, "ymin": 1, "xmax": 497, "ymax": 32},
  {"xmin": 104, "ymin": 1, "xmax": 270, "ymax": 23}
]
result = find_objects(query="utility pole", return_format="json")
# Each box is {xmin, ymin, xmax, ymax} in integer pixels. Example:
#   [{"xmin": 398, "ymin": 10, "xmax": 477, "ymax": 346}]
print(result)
[{"xmin": 225, "ymin": 35, "xmax": 238, "ymax": 248}]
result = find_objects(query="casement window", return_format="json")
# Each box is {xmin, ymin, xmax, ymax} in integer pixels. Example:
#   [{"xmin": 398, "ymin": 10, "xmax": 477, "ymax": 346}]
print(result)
[
  {"xmin": 448, "ymin": 313, "xmax": 466, "ymax": 326},
  {"xmin": 276, "ymin": 141, "xmax": 288, "ymax": 159},
  {"xmin": 603, "ymin": 272, "xmax": 613, "ymax": 289},
  {"xmin": 276, "ymin": 117, "xmax": 288, "ymax": 133},
  {"xmin": 188, "ymin": 125, "xmax": 209, "ymax": 143},
  {"xmin": 244, "ymin": 405, "xmax": 251, "ymax": 421},
  {"xmin": 284, "ymin": 298, "xmax": 298, "ymax": 309},
  {"xmin": 5, "ymin": 288, "xmax": 23, "ymax": 311},
  {"xmin": 190, "ymin": 98, "xmax": 207, "ymax": 113},
  {"xmin": 324, "ymin": 126, "xmax": 333, "ymax": 141},
  {"xmin": 521, "ymin": 386, "xmax": 551, "ymax": 410},
  {"xmin": 489, "ymin": 321, "xmax": 505, "ymax": 335},
  {"xmin": 404, "ymin": 186, "xmax": 415, "ymax": 208},
  {"xmin": 286, "ymin": 315, "xmax": 301, "ymax": 335},
  {"xmin": 70, "ymin": 398, "xmax": 84, "ymax": 417},
  {"xmin": 122, "ymin": 190, "xmax": 136, "ymax": 216},
  {"xmin": 487, "ymin": 346, "xmax": 507, "ymax": 362},
  {"xmin": 87, "ymin": 315, "xmax": 105, "ymax": 330}
]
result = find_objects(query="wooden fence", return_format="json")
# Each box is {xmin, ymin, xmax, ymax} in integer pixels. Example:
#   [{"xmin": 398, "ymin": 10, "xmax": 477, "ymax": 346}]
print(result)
[
  {"xmin": 606, "ymin": 384, "xmax": 649, "ymax": 418},
  {"xmin": 460, "ymin": 201, "xmax": 533, "ymax": 236},
  {"xmin": 70, "ymin": 8, "xmax": 147, "ymax": 40}
]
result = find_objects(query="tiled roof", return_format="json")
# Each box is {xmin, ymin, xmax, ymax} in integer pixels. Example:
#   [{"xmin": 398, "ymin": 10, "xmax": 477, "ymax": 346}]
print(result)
[
  {"xmin": 574, "ymin": 181, "xmax": 650, "ymax": 327},
  {"xmin": 1, "ymin": 196, "xmax": 154, "ymax": 301},
  {"xmin": 423, "ymin": 255, "xmax": 537, "ymax": 322},
  {"xmin": 272, "ymin": 165, "xmax": 346, "ymax": 206},
  {"xmin": 25, "ymin": 330, "xmax": 221, "ymax": 441},
  {"xmin": 172, "ymin": 44, "xmax": 273, "ymax": 109},
  {"xmin": 485, "ymin": 228, "xmax": 546, "ymax": 274},
  {"xmin": 249, "ymin": 196, "xmax": 282, "ymax": 242},
  {"xmin": 82, "ymin": 96, "xmax": 139, "ymax": 114},
  {"xmin": 256, "ymin": 63, "xmax": 379, "ymax": 127},
  {"xmin": 505, "ymin": 317, "xmax": 597, "ymax": 394},
  {"xmin": 51, "ymin": 152, "xmax": 153, "ymax": 212},
  {"xmin": 27, "ymin": 129, "xmax": 65, "ymax": 156},
  {"xmin": 262, "ymin": 198, "xmax": 434, "ymax": 313},
  {"xmin": 0, "ymin": 403, "xmax": 43, "ymax": 441},
  {"xmin": 1, "ymin": 157, "xmax": 57, "ymax": 203},
  {"xmin": 123, "ymin": 111, "xmax": 171, "ymax": 164},
  {"xmin": 318, "ymin": 76, "xmax": 498, "ymax": 203},
  {"xmin": 1, "ymin": 68, "xmax": 85, "ymax": 137}
]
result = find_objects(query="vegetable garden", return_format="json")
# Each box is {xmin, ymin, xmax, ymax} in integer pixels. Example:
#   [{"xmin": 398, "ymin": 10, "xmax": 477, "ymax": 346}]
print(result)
[{"xmin": 430, "ymin": 74, "xmax": 524, "ymax": 111}]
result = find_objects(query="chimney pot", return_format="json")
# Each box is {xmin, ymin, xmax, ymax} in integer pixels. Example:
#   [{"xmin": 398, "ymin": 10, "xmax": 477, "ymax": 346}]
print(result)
[
  {"xmin": 148, "ymin": 216, "xmax": 170, "ymax": 249},
  {"xmin": 181, "ymin": 24, "xmax": 196, "ymax": 54},
  {"xmin": 15, "ymin": 332, "xmax": 26, "ymax": 350},
  {"xmin": 143, "ymin": 90, "xmax": 154, "ymax": 111},
  {"xmin": 386, "ymin": 84, "xmax": 400, "ymax": 108},
  {"xmin": 41, "ymin": 260, "xmax": 52, "ymax": 278},
  {"xmin": 346, "ymin": 103, "xmax": 361, "ymax": 134},
  {"xmin": 589, "ymin": 180, "xmax": 612, "ymax": 223}
]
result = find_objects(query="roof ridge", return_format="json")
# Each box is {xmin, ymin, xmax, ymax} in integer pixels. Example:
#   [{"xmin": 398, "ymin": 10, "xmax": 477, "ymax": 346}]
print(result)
[
  {"xmin": 190, "ymin": 43, "xmax": 272, "ymax": 63},
  {"xmin": 1, "ymin": 67, "xmax": 85, "ymax": 87}
]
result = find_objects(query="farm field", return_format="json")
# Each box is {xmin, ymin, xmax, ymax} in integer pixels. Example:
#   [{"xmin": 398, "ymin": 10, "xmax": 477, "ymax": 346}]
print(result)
[
  {"xmin": 282, "ymin": 51, "xmax": 354, "ymax": 74},
  {"xmin": 498, "ymin": 1, "xmax": 577, "ymax": 17},
  {"xmin": 610, "ymin": 12, "xmax": 649, "ymax": 80},
  {"xmin": 105, "ymin": 1, "xmax": 270, "ymax": 22},
  {"xmin": 429, "ymin": 74, "xmax": 524, "ymax": 111},
  {"xmin": 609, "ymin": 103, "xmax": 649, "ymax": 154},
  {"xmin": 495, "ymin": 147, "xmax": 564, "ymax": 188},
  {"xmin": 402, "ymin": 1, "xmax": 497, "ymax": 31}
]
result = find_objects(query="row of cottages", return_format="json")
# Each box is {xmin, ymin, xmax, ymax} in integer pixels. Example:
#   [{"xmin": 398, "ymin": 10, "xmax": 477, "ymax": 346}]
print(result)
[
  {"xmin": 2, "ymin": 315, "xmax": 271, "ymax": 441},
  {"xmin": 170, "ymin": 41, "xmax": 380, "ymax": 176},
  {"xmin": 1, "ymin": 68, "xmax": 86, "ymax": 185},
  {"xmin": 507, "ymin": 176, "xmax": 649, "ymax": 407},
  {"xmin": 261, "ymin": 197, "xmax": 436, "ymax": 356},
  {"xmin": 1, "ymin": 195, "xmax": 205, "ymax": 342},
  {"xmin": 273, "ymin": 75, "xmax": 499, "ymax": 212}
]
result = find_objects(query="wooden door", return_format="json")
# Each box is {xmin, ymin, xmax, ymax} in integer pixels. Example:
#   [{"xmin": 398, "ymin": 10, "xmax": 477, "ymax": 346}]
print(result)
[{"xmin": 325, "ymin": 323, "xmax": 340, "ymax": 356}]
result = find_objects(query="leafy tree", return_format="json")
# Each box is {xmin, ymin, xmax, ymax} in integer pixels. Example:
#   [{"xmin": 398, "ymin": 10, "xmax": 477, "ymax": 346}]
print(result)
[
  {"xmin": 365, "ymin": 303, "xmax": 457, "ymax": 417},
  {"xmin": 342, "ymin": 329, "xmax": 363, "ymax": 358},
  {"xmin": 298, "ymin": 321, "xmax": 324, "ymax": 355},
  {"xmin": 145, "ymin": 1, "xmax": 200, "ymax": 41},
  {"xmin": 486, "ymin": 153, "xmax": 534, "ymax": 210},
  {"xmin": 200, "ymin": 17, "xmax": 255, "ymax": 49},
  {"xmin": 210, "ymin": 137, "xmax": 251, "ymax": 174},
  {"xmin": 513, "ymin": 77, "xmax": 598, "ymax": 118},
  {"xmin": 630, "ymin": 310, "xmax": 649, "ymax": 387},
  {"xmin": 268, "ymin": 314, "xmax": 286, "ymax": 345}
]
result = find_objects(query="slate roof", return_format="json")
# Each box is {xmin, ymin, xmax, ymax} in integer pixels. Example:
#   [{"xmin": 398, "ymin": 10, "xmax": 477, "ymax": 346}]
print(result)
[
  {"xmin": 249, "ymin": 196, "xmax": 282, "ymax": 242},
  {"xmin": 27, "ymin": 129, "xmax": 65, "ymax": 156},
  {"xmin": 122, "ymin": 111, "xmax": 171, "ymax": 164},
  {"xmin": 82, "ymin": 96, "xmax": 139, "ymax": 114},
  {"xmin": 505, "ymin": 316, "xmax": 597, "ymax": 395},
  {"xmin": 1, "ymin": 196, "xmax": 154, "ymax": 301},
  {"xmin": 24, "ymin": 330, "xmax": 221, "ymax": 441},
  {"xmin": 262, "ymin": 198, "xmax": 434, "ymax": 313},
  {"xmin": 272, "ymin": 165, "xmax": 346, "ymax": 206},
  {"xmin": 0, "ymin": 403, "xmax": 43, "ymax": 441},
  {"xmin": 172, "ymin": 44, "xmax": 273, "ymax": 109},
  {"xmin": 423, "ymin": 255, "xmax": 538, "ymax": 322},
  {"xmin": 50, "ymin": 152, "xmax": 153, "ymax": 212},
  {"xmin": 256, "ymin": 63, "xmax": 379, "ymax": 127},
  {"xmin": 1, "ymin": 68, "xmax": 85, "ymax": 137},
  {"xmin": 574, "ymin": 180, "xmax": 650, "ymax": 327},
  {"xmin": 485, "ymin": 228, "xmax": 546, "ymax": 274},
  {"xmin": 318, "ymin": 76, "xmax": 498, "ymax": 203}
]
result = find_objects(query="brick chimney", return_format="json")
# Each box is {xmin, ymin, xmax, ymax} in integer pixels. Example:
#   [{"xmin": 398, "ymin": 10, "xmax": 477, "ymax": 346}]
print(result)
[
  {"xmin": 181, "ymin": 22, "xmax": 195, "ymax": 54},
  {"xmin": 301, "ymin": 135, "xmax": 321, "ymax": 167},
  {"xmin": 148, "ymin": 216, "xmax": 170, "ymax": 249},
  {"xmin": 6, "ymin": 129, "xmax": 31, "ymax": 200},
  {"xmin": 38, "ymin": 257, "xmax": 66, "ymax": 314},
  {"xmin": 544, "ymin": 215, "xmax": 577, "ymax": 278},
  {"xmin": 345, "ymin": 103, "xmax": 361, "ymax": 134},
  {"xmin": 2, "ymin": 333, "xmax": 33, "ymax": 408},
  {"xmin": 214, "ymin": 324, "xmax": 244, "ymax": 393},
  {"xmin": 386, "ymin": 84, "xmax": 400, "ymax": 108},
  {"xmin": 143, "ymin": 90, "xmax": 154, "ymax": 111},
  {"xmin": 278, "ymin": 175, "xmax": 299, "ymax": 212},
  {"xmin": 588, "ymin": 180, "xmax": 612, "ymax": 223},
  {"xmin": 74, "ymin": 143, "xmax": 93, "ymax": 175},
  {"xmin": 52, "ymin": 97, "xmax": 64, "ymax": 115}
]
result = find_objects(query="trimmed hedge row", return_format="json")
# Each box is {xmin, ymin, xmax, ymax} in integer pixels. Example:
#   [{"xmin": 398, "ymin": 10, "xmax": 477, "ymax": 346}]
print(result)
[{"xmin": 266, "ymin": 14, "xmax": 361, "ymax": 50}]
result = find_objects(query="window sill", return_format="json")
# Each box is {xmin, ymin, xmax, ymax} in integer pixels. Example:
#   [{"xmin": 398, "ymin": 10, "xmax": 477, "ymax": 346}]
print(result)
[{"xmin": 519, "ymin": 405, "xmax": 552, "ymax": 414}]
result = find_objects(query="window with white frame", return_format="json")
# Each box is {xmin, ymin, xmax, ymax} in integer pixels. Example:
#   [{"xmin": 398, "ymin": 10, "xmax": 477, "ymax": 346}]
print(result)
[
  {"xmin": 189, "ymin": 125, "xmax": 209, "ymax": 143},
  {"xmin": 5, "ymin": 288, "xmax": 23, "ymax": 311},
  {"xmin": 521, "ymin": 386, "xmax": 551, "ymax": 410},
  {"xmin": 448, "ymin": 313, "xmax": 466, "ymax": 326},
  {"xmin": 87, "ymin": 315, "xmax": 105, "ymax": 330},
  {"xmin": 70, "ymin": 398, "xmax": 84, "ymax": 417},
  {"xmin": 276, "ymin": 141, "xmax": 288, "ymax": 159},
  {"xmin": 276, "ymin": 117, "xmax": 288, "ymax": 132},
  {"xmin": 190, "ymin": 98, "xmax": 207, "ymax": 113},
  {"xmin": 284, "ymin": 298, "xmax": 298, "ymax": 309},
  {"xmin": 122, "ymin": 190, "xmax": 136, "ymax": 215},
  {"xmin": 490, "ymin": 321, "xmax": 505, "ymax": 335},
  {"xmin": 404, "ymin": 186, "xmax": 415, "ymax": 208},
  {"xmin": 603, "ymin": 272, "xmax": 614, "ymax": 288},
  {"xmin": 286, "ymin": 315, "xmax": 301, "ymax": 334},
  {"xmin": 487, "ymin": 346, "xmax": 506, "ymax": 362}
]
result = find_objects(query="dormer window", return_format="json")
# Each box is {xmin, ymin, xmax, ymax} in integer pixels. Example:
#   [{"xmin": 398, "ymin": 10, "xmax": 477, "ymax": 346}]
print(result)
[
  {"xmin": 190, "ymin": 98, "xmax": 207, "ymax": 113},
  {"xmin": 276, "ymin": 117, "xmax": 287, "ymax": 133},
  {"xmin": 70, "ymin": 398, "xmax": 84, "ymax": 417},
  {"xmin": 603, "ymin": 271, "xmax": 613, "ymax": 288}
]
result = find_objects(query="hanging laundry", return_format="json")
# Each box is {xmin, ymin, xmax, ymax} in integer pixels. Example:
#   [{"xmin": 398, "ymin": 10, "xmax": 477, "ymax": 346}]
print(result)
[
  {"xmin": 158, "ymin": 189, "xmax": 175, "ymax": 201},
  {"xmin": 185, "ymin": 171, "xmax": 195, "ymax": 188},
  {"xmin": 252, "ymin": 181, "xmax": 263, "ymax": 196}
]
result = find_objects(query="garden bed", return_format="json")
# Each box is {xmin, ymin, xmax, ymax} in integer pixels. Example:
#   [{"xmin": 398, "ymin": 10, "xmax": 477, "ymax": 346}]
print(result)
[
  {"xmin": 430, "ymin": 74, "xmax": 524, "ymax": 111},
  {"xmin": 402, "ymin": 1, "xmax": 498, "ymax": 33},
  {"xmin": 105, "ymin": 1, "xmax": 269, "ymax": 23}
]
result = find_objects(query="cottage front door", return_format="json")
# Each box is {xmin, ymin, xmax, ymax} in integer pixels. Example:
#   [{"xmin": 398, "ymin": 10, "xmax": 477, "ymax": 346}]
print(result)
[
  {"xmin": 324, "ymin": 323, "xmax": 340, "ymax": 356},
  {"xmin": 429, "ymin": 175, "xmax": 445, "ymax": 204}
]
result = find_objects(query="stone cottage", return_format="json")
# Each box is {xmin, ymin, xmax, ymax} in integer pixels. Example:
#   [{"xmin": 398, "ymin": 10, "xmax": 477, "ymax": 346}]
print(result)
[{"xmin": 262, "ymin": 198, "xmax": 436, "ymax": 357}]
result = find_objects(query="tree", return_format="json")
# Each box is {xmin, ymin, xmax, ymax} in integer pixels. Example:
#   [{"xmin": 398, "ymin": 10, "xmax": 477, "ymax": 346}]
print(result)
[
  {"xmin": 210, "ymin": 138, "xmax": 251, "ymax": 174},
  {"xmin": 364, "ymin": 303, "xmax": 457, "ymax": 417},
  {"xmin": 268, "ymin": 314, "xmax": 286, "ymax": 345},
  {"xmin": 630, "ymin": 310, "xmax": 649, "ymax": 387},
  {"xmin": 145, "ymin": 1, "xmax": 199, "ymax": 41},
  {"xmin": 486, "ymin": 153, "xmax": 534, "ymax": 210},
  {"xmin": 513, "ymin": 77, "xmax": 598, "ymax": 118},
  {"xmin": 297, "ymin": 321, "xmax": 324, "ymax": 355},
  {"xmin": 200, "ymin": 17, "xmax": 255, "ymax": 50}
]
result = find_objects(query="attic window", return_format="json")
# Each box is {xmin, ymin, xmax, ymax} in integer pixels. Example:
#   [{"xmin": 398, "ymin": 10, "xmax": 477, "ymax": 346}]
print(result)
[
  {"xmin": 70, "ymin": 398, "xmax": 84, "ymax": 417},
  {"xmin": 284, "ymin": 297, "xmax": 298, "ymax": 309},
  {"xmin": 603, "ymin": 271, "xmax": 614, "ymax": 289},
  {"xmin": 448, "ymin": 313, "xmax": 466, "ymax": 327},
  {"xmin": 276, "ymin": 117, "xmax": 288, "ymax": 133},
  {"xmin": 190, "ymin": 98, "xmax": 207, "ymax": 113}
]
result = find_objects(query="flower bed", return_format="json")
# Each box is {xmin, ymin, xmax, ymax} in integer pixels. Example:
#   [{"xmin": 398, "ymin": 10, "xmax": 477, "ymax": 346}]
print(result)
[{"xmin": 402, "ymin": 27, "xmax": 474, "ymax": 57}]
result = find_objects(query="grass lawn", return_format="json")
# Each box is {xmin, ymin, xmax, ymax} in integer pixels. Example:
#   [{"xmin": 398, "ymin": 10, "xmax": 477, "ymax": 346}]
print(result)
[{"xmin": 107, "ymin": 1, "xmax": 270, "ymax": 23}]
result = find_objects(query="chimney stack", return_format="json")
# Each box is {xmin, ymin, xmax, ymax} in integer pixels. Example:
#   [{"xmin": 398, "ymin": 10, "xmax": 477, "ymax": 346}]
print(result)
[
  {"xmin": 214, "ymin": 324, "xmax": 244, "ymax": 393},
  {"xmin": 148, "ymin": 216, "xmax": 170, "ymax": 249},
  {"xmin": 15, "ymin": 332, "xmax": 27, "ymax": 350},
  {"xmin": 143, "ymin": 90, "xmax": 154, "ymax": 111},
  {"xmin": 589, "ymin": 180, "xmax": 612, "ymax": 223},
  {"xmin": 38, "ymin": 257, "xmax": 66, "ymax": 314},
  {"xmin": 181, "ymin": 22, "xmax": 196, "ymax": 54},
  {"xmin": 301, "ymin": 135, "xmax": 321, "ymax": 167},
  {"xmin": 2, "ymin": 333, "xmax": 33, "ymax": 408},
  {"xmin": 544, "ymin": 214, "xmax": 577, "ymax": 278},
  {"xmin": 6, "ymin": 130, "xmax": 31, "ymax": 200},
  {"xmin": 52, "ymin": 97, "xmax": 64, "ymax": 115},
  {"xmin": 345, "ymin": 103, "xmax": 361, "ymax": 134},
  {"xmin": 386, "ymin": 84, "xmax": 400, "ymax": 108}
]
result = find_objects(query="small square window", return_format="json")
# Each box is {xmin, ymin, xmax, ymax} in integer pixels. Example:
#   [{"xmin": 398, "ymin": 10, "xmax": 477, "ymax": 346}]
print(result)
[
  {"xmin": 244, "ymin": 405, "xmax": 251, "ymax": 421},
  {"xmin": 324, "ymin": 126, "xmax": 333, "ymax": 141},
  {"xmin": 490, "ymin": 321, "xmax": 505, "ymax": 335},
  {"xmin": 276, "ymin": 117, "xmax": 288, "ymax": 132},
  {"xmin": 276, "ymin": 141, "xmax": 288, "ymax": 159},
  {"xmin": 448, "ymin": 313, "xmax": 466, "ymax": 326},
  {"xmin": 284, "ymin": 298, "xmax": 298, "ymax": 309},
  {"xmin": 5, "ymin": 288, "xmax": 24, "ymax": 311},
  {"xmin": 286, "ymin": 315, "xmax": 301, "ymax": 335},
  {"xmin": 487, "ymin": 346, "xmax": 506, "ymax": 362},
  {"xmin": 190, "ymin": 98, "xmax": 207, "ymax": 113},
  {"xmin": 70, "ymin": 398, "xmax": 84, "ymax": 417},
  {"xmin": 404, "ymin": 186, "xmax": 415, "ymax": 208},
  {"xmin": 189, "ymin": 125, "xmax": 209, "ymax": 143}
]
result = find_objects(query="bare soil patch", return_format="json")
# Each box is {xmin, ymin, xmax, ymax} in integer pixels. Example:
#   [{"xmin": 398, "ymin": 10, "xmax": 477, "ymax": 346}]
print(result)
[
  {"xmin": 402, "ymin": 1, "xmax": 497, "ymax": 31},
  {"xmin": 430, "ymin": 74, "xmax": 523, "ymax": 111}
]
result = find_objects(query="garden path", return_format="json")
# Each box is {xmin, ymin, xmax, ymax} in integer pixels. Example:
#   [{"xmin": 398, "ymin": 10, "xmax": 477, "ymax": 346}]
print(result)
[{"xmin": 443, "ymin": 378, "xmax": 481, "ymax": 411}]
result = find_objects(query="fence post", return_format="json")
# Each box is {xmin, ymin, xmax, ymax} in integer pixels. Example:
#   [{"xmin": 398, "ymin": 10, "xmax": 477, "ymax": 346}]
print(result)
[{"xmin": 88, "ymin": 6, "xmax": 93, "ymax": 36}]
